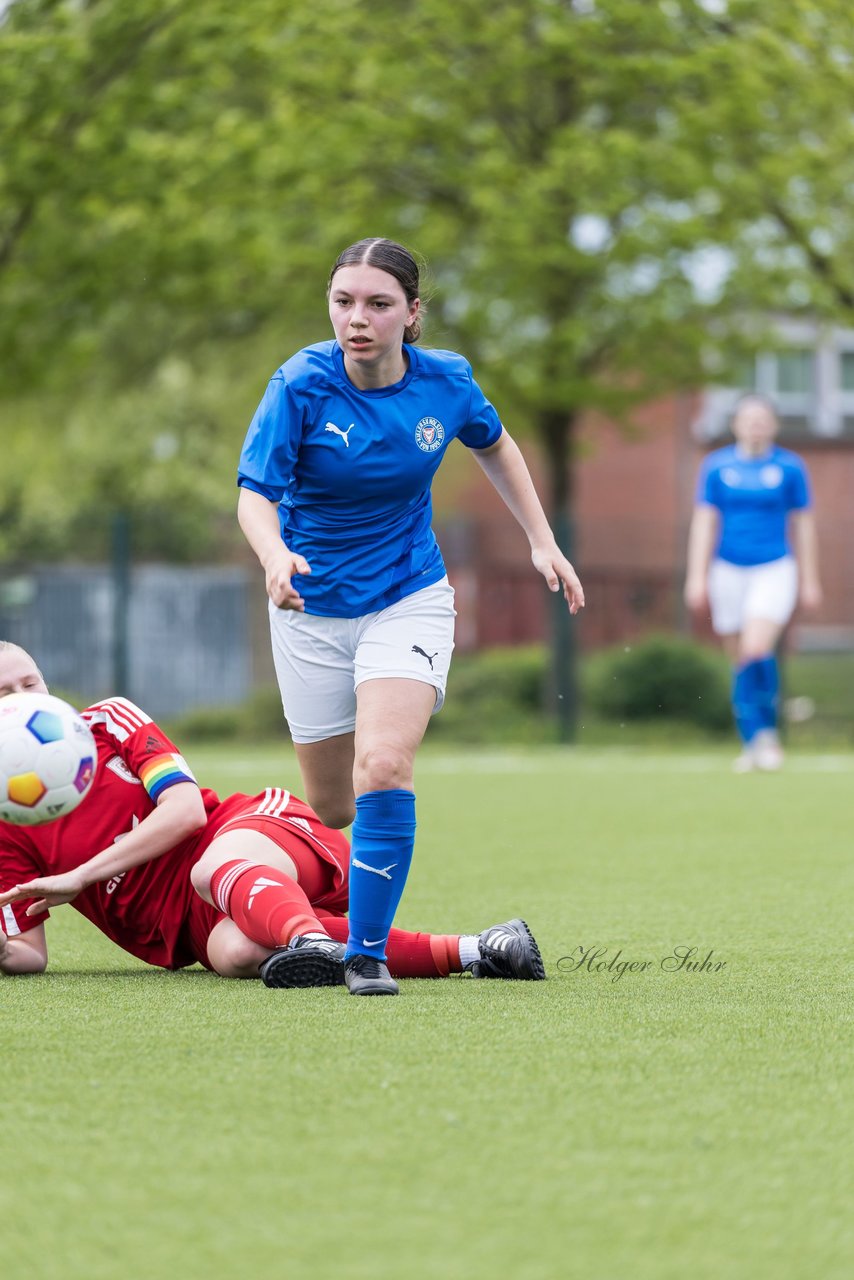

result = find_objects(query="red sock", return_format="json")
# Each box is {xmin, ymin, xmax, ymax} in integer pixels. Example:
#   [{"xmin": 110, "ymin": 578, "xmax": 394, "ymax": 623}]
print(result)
[
  {"xmin": 210, "ymin": 859, "xmax": 326, "ymax": 949},
  {"xmin": 317, "ymin": 911, "xmax": 462, "ymax": 978}
]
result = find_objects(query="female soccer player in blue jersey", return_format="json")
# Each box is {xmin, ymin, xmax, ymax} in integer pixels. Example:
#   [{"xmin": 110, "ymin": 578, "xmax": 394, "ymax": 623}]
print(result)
[
  {"xmin": 684, "ymin": 394, "xmax": 822, "ymax": 772},
  {"xmin": 237, "ymin": 238, "xmax": 584, "ymax": 995}
]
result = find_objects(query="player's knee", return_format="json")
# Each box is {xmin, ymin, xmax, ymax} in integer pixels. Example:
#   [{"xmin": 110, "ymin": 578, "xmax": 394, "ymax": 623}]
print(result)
[
  {"xmin": 355, "ymin": 744, "xmax": 410, "ymax": 794},
  {"xmin": 189, "ymin": 858, "xmax": 212, "ymax": 899},
  {"xmin": 215, "ymin": 934, "xmax": 269, "ymax": 978},
  {"xmin": 739, "ymin": 643, "xmax": 773, "ymax": 664},
  {"xmin": 301, "ymin": 775, "xmax": 355, "ymax": 829},
  {"xmin": 310, "ymin": 794, "xmax": 356, "ymax": 829}
]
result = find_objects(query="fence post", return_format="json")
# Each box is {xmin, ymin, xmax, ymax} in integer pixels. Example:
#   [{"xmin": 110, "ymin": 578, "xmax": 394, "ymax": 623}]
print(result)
[
  {"xmin": 551, "ymin": 509, "xmax": 578, "ymax": 743},
  {"xmin": 111, "ymin": 510, "xmax": 131, "ymax": 697}
]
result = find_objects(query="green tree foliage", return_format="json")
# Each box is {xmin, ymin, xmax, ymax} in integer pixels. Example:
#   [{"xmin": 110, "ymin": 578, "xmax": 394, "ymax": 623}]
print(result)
[
  {"xmin": 1, "ymin": 368, "xmax": 241, "ymax": 560},
  {"xmin": 3, "ymin": 3, "xmax": 854, "ymax": 630},
  {"xmin": 4, "ymin": 2, "xmax": 854, "ymax": 403},
  {"xmin": 0, "ymin": 0, "xmax": 324, "ymax": 389}
]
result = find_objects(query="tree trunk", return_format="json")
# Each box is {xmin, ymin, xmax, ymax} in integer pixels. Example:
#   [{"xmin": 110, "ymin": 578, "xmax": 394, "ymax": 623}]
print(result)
[{"xmin": 538, "ymin": 408, "xmax": 578, "ymax": 743}]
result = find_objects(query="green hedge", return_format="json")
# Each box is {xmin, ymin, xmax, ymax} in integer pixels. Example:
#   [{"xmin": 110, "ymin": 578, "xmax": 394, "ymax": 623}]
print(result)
[
  {"xmin": 427, "ymin": 645, "xmax": 548, "ymax": 743},
  {"xmin": 162, "ymin": 686, "xmax": 288, "ymax": 743},
  {"xmin": 142, "ymin": 644, "xmax": 854, "ymax": 748},
  {"xmin": 164, "ymin": 638, "xmax": 737, "ymax": 745},
  {"xmin": 584, "ymin": 634, "xmax": 732, "ymax": 733}
]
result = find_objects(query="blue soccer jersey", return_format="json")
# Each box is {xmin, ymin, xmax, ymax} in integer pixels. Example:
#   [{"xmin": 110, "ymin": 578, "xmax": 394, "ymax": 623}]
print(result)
[
  {"xmin": 696, "ymin": 443, "xmax": 811, "ymax": 566},
  {"xmin": 238, "ymin": 341, "xmax": 503, "ymax": 616}
]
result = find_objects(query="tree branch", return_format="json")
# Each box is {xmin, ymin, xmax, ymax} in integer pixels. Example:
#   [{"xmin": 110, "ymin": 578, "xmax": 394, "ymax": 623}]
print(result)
[
  {"xmin": 0, "ymin": 204, "xmax": 35, "ymax": 273},
  {"xmin": 768, "ymin": 198, "xmax": 854, "ymax": 313}
]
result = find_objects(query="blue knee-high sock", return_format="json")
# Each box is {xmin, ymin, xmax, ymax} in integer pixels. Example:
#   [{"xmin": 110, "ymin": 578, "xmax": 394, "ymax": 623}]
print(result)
[
  {"xmin": 346, "ymin": 789, "xmax": 416, "ymax": 962},
  {"xmin": 753, "ymin": 655, "xmax": 780, "ymax": 732},
  {"xmin": 732, "ymin": 660, "xmax": 764, "ymax": 744}
]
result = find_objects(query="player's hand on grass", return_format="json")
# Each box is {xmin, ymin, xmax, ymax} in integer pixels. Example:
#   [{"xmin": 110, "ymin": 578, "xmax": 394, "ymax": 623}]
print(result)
[
  {"xmin": 532, "ymin": 547, "xmax": 585, "ymax": 615},
  {"xmin": 264, "ymin": 546, "xmax": 311, "ymax": 611},
  {"xmin": 0, "ymin": 870, "xmax": 85, "ymax": 914}
]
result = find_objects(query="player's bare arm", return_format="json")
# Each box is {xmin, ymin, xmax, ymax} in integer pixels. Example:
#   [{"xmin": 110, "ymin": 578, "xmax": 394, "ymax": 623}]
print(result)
[
  {"xmin": 684, "ymin": 503, "xmax": 719, "ymax": 611},
  {"xmin": 0, "ymin": 783, "xmax": 207, "ymax": 915},
  {"xmin": 237, "ymin": 487, "xmax": 311, "ymax": 610},
  {"xmin": 791, "ymin": 509, "xmax": 823, "ymax": 610},
  {"xmin": 0, "ymin": 921, "xmax": 47, "ymax": 974},
  {"xmin": 473, "ymin": 429, "xmax": 585, "ymax": 614}
]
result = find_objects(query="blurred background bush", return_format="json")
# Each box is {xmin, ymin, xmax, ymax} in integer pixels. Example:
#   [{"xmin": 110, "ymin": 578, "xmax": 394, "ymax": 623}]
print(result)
[{"xmin": 155, "ymin": 640, "xmax": 854, "ymax": 749}]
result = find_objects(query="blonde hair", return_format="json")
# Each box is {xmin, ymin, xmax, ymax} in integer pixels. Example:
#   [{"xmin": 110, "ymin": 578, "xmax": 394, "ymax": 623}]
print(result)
[
  {"xmin": 0, "ymin": 641, "xmax": 42, "ymax": 677},
  {"xmin": 0, "ymin": 640, "xmax": 34, "ymax": 660}
]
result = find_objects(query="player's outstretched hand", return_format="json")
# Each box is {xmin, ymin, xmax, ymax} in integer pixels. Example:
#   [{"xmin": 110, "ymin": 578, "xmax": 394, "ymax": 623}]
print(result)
[
  {"xmin": 532, "ymin": 547, "xmax": 585, "ymax": 615},
  {"xmin": 0, "ymin": 871, "xmax": 85, "ymax": 914},
  {"xmin": 265, "ymin": 547, "xmax": 312, "ymax": 611}
]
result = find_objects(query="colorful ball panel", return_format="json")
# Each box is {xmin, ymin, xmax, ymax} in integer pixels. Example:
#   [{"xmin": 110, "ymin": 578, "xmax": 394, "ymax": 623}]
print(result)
[
  {"xmin": 26, "ymin": 710, "xmax": 65, "ymax": 745},
  {"xmin": 7, "ymin": 771, "xmax": 46, "ymax": 807},
  {"xmin": 0, "ymin": 692, "xmax": 98, "ymax": 826}
]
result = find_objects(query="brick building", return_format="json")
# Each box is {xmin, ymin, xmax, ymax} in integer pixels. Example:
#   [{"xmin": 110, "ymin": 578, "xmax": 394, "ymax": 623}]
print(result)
[{"xmin": 435, "ymin": 322, "xmax": 854, "ymax": 654}]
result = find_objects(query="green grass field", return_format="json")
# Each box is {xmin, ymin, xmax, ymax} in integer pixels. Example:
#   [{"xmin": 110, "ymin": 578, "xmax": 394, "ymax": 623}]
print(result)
[{"xmin": 4, "ymin": 744, "xmax": 851, "ymax": 1280}]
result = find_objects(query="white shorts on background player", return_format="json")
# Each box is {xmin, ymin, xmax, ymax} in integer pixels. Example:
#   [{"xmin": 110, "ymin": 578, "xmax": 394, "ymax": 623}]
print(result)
[
  {"xmin": 707, "ymin": 555, "xmax": 798, "ymax": 635},
  {"xmin": 269, "ymin": 578, "xmax": 456, "ymax": 744}
]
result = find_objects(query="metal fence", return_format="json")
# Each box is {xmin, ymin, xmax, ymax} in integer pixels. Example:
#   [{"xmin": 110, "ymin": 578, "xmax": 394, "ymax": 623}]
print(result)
[{"xmin": 0, "ymin": 564, "xmax": 252, "ymax": 717}]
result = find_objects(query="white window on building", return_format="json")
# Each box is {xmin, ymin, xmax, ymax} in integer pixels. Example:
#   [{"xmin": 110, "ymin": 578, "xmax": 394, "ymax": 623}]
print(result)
[
  {"xmin": 776, "ymin": 349, "xmax": 813, "ymax": 394},
  {"xmin": 693, "ymin": 321, "xmax": 854, "ymax": 441},
  {"xmin": 837, "ymin": 348, "xmax": 854, "ymax": 436}
]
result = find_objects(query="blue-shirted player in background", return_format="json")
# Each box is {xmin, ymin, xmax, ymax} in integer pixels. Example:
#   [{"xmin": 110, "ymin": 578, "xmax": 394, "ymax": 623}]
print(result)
[
  {"xmin": 684, "ymin": 394, "xmax": 822, "ymax": 772},
  {"xmin": 237, "ymin": 237, "xmax": 584, "ymax": 995}
]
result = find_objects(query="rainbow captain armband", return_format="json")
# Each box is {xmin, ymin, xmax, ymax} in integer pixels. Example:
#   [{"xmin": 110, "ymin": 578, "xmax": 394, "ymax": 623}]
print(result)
[{"xmin": 138, "ymin": 752, "xmax": 197, "ymax": 802}]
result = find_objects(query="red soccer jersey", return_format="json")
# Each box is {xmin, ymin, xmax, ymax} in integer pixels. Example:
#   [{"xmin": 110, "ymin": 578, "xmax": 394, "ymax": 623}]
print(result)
[{"xmin": 0, "ymin": 697, "xmax": 348, "ymax": 969}]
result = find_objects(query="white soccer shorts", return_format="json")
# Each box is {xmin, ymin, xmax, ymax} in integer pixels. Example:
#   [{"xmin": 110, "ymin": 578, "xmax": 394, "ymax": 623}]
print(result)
[
  {"xmin": 707, "ymin": 555, "xmax": 798, "ymax": 635},
  {"xmin": 268, "ymin": 577, "xmax": 456, "ymax": 744}
]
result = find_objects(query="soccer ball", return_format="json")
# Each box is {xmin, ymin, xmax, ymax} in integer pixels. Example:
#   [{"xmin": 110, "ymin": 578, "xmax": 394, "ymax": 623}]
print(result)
[{"xmin": 0, "ymin": 692, "xmax": 97, "ymax": 826}]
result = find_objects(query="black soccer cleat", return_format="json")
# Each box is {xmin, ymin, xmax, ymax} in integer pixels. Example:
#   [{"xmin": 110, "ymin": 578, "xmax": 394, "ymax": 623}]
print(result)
[
  {"xmin": 344, "ymin": 953, "xmax": 399, "ymax": 996},
  {"xmin": 470, "ymin": 918, "xmax": 546, "ymax": 980},
  {"xmin": 259, "ymin": 935, "xmax": 346, "ymax": 988}
]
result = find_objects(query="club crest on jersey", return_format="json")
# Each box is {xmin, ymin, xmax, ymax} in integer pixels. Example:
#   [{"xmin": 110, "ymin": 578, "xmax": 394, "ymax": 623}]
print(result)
[
  {"xmin": 414, "ymin": 416, "xmax": 445, "ymax": 452},
  {"xmin": 106, "ymin": 756, "xmax": 142, "ymax": 785},
  {"xmin": 760, "ymin": 463, "xmax": 783, "ymax": 488}
]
